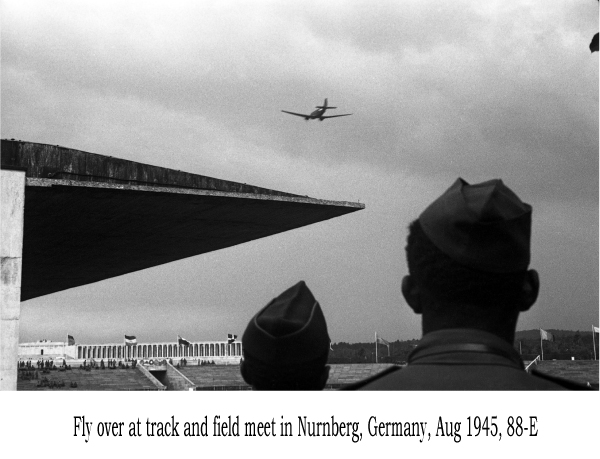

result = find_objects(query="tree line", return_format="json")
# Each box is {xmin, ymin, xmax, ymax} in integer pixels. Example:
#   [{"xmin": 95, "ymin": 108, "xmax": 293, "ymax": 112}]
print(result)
[{"xmin": 328, "ymin": 330, "xmax": 599, "ymax": 364}]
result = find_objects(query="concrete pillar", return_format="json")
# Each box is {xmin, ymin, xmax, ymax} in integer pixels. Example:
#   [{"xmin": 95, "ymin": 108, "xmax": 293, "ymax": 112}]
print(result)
[{"xmin": 1, "ymin": 168, "xmax": 26, "ymax": 390}]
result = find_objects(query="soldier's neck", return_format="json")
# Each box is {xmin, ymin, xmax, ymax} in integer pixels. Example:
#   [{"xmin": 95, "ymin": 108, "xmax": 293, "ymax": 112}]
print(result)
[{"xmin": 421, "ymin": 310, "xmax": 517, "ymax": 345}]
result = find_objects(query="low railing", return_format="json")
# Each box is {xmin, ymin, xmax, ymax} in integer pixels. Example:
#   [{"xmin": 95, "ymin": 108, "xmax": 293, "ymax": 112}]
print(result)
[{"xmin": 525, "ymin": 355, "xmax": 541, "ymax": 373}]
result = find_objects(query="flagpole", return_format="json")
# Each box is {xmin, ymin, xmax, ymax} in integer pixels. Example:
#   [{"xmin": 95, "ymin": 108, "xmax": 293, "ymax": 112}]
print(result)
[
  {"xmin": 375, "ymin": 332, "xmax": 378, "ymax": 363},
  {"xmin": 593, "ymin": 325, "xmax": 597, "ymax": 361}
]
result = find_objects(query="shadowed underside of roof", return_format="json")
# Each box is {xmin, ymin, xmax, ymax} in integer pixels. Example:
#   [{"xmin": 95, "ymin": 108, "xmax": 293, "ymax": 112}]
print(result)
[{"xmin": 1, "ymin": 140, "xmax": 364, "ymax": 301}]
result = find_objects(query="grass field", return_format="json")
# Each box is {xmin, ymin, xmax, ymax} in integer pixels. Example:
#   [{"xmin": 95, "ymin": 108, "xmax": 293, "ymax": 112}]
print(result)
[{"xmin": 529, "ymin": 360, "xmax": 598, "ymax": 388}]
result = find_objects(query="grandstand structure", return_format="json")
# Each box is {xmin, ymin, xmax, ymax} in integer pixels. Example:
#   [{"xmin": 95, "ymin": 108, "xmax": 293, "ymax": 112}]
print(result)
[
  {"xmin": 19, "ymin": 339, "xmax": 243, "ymax": 363},
  {"xmin": 179, "ymin": 363, "xmax": 398, "ymax": 390},
  {"xmin": 17, "ymin": 336, "xmax": 401, "ymax": 390},
  {"xmin": 18, "ymin": 367, "xmax": 164, "ymax": 391},
  {"xmin": 1, "ymin": 140, "xmax": 364, "ymax": 390},
  {"xmin": 17, "ymin": 360, "xmax": 398, "ymax": 391}
]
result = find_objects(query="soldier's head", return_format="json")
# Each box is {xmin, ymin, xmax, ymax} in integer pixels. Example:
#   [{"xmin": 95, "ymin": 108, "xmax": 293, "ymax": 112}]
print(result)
[
  {"xmin": 241, "ymin": 281, "xmax": 330, "ymax": 390},
  {"xmin": 402, "ymin": 178, "xmax": 539, "ymax": 342}
]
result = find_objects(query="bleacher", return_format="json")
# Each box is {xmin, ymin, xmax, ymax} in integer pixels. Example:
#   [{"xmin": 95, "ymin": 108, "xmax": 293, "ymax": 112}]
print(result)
[
  {"xmin": 180, "ymin": 365, "xmax": 250, "ymax": 390},
  {"xmin": 179, "ymin": 363, "xmax": 398, "ymax": 390},
  {"xmin": 326, "ymin": 363, "xmax": 397, "ymax": 389},
  {"xmin": 17, "ymin": 367, "xmax": 161, "ymax": 391}
]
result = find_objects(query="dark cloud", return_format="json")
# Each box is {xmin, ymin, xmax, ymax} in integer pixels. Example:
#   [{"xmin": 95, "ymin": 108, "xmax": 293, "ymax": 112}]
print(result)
[{"xmin": 9, "ymin": 1, "xmax": 596, "ymax": 208}]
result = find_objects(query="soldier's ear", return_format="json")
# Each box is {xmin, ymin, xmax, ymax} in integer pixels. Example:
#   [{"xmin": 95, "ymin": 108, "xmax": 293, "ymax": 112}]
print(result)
[
  {"xmin": 402, "ymin": 275, "xmax": 422, "ymax": 314},
  {"xmin": 519, "ymin": 269, "xmax": 539, "ymax": 312}
]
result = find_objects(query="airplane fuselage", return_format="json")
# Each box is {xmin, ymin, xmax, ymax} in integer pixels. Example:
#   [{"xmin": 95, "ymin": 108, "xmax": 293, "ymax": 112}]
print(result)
[{"xmin": 308, "ymin": 108, "xmax": 327, "ymax": 120}]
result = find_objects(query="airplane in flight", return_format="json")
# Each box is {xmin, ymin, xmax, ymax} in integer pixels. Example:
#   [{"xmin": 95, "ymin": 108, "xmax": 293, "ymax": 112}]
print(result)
[{"xmin": 281, "ymin": 98, "xmax": 352, "ymax": 121}]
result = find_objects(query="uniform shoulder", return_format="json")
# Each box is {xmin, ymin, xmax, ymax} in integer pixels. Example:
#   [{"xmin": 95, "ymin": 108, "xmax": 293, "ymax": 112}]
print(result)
[
  {"xmin": 340, "ymin": 365, "xmax": 401, "ymax": 390},
  {"xmin": 530, "ymin": 368, "xmax": 594, "ymax": 390}
]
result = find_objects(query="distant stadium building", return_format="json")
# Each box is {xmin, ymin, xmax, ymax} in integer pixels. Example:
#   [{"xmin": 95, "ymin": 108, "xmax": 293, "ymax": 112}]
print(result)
[
  {"xmin": 19, "ymin": 340, "xmax": 75, "ymax": 360},
  {"xmin": 19, "ymin": 339, "xmax": 242, "ymax": 364}
]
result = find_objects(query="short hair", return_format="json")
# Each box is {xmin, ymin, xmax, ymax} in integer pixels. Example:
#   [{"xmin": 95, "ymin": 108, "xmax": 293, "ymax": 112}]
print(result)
[{"xmin": 406, "ymin": 219, "xmax": 528, "ymax": 313}]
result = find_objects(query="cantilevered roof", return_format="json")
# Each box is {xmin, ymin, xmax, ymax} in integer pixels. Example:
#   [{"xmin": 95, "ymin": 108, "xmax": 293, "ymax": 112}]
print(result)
[{"xmin": 1, "ymin": 140, "xmax": 364, "ymax": 301}]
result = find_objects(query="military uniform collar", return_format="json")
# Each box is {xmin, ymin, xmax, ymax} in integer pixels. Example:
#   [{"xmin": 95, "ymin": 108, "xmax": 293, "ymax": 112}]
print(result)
[{"xmin": 408, "ymin": 329, "xmax": 524, "ymax": 369}]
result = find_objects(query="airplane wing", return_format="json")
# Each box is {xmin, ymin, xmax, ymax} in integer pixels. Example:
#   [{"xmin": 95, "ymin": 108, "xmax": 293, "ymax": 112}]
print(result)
[
  {"xmin": 281, "ymin": 110, "xmax": 311, "ymax": 118},
  {"xmin": 320, "ymin": 114, "xmax": 352, "ymax": 119}
]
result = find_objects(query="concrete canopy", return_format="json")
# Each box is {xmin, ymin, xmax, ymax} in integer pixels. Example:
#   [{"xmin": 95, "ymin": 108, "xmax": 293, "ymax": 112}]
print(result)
[{"xmin": 1, "ymin": 140, "xmax": 364, "ymax": 301}]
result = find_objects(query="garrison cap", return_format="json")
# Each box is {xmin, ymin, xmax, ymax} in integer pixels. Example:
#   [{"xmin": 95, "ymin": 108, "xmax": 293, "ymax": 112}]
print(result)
[
  {"xmin": 242, "ymin": 281, "xmax": 330, "ymax": 366},
  {"xmin": 419, "ymin": 178, "xmax": 532, "ymax": 273}
]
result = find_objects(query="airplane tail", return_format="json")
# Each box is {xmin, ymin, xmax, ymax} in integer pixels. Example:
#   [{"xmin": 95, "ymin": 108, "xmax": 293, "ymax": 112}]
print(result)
[{"xmin": 316, "ymin": 98, "xmax": 336, "ymax": 109}]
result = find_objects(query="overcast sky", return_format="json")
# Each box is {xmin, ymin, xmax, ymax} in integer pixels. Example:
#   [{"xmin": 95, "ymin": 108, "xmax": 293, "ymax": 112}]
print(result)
[{"xmin": 2, "ymin": 0, "xmax": 598, "ymax": 345}]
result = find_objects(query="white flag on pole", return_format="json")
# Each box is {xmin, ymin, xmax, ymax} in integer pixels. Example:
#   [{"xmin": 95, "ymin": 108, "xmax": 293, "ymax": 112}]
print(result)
[{"xmin": 540, "ymin": 329, "xmax": 554, "ymax": 341}]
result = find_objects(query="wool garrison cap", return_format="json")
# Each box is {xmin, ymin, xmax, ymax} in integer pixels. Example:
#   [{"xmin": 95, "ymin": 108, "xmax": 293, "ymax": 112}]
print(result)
[
  {"xmin": 242, "ymin": 281, "xmax": 330, "ymax": 366},
  {"xmin": 419, "ymin": 178, "xmax": 532, "ymax": 273}
]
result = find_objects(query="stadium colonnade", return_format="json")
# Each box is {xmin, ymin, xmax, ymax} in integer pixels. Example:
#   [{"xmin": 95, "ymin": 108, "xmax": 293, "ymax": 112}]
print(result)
[
  {"xmin": 77, "ymin": 341, "xmax": 242, "ymax": 360},
  {"xmin": 19, "ymin": 340, "xmax": 243, "ymax": 362}
]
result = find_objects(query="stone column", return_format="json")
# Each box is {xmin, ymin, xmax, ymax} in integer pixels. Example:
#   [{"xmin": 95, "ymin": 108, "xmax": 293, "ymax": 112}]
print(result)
[{"xmin": 1, "ymin": 168, "xmax": 26, "ymax": 390}]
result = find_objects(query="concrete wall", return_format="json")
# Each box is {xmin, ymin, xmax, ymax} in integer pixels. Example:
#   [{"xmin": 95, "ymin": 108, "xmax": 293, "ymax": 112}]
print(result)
[
  {"xmin": 156, "ymin": 362, "xmax": 197, "ymax": 391},
  {"xmin": 136, "ymin": 364, "xmax": 166, "ymax": 390},
  {"xmin": 19, "ymin": 342, "xmax": 78, "ymax": 359},
  {"xmin": 1, "ymin": 168, "xmax": 26, "ymax": 390},
  {"xmin": 1, "ymin": 140, "xmax": 299, "ymax": 197}
]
